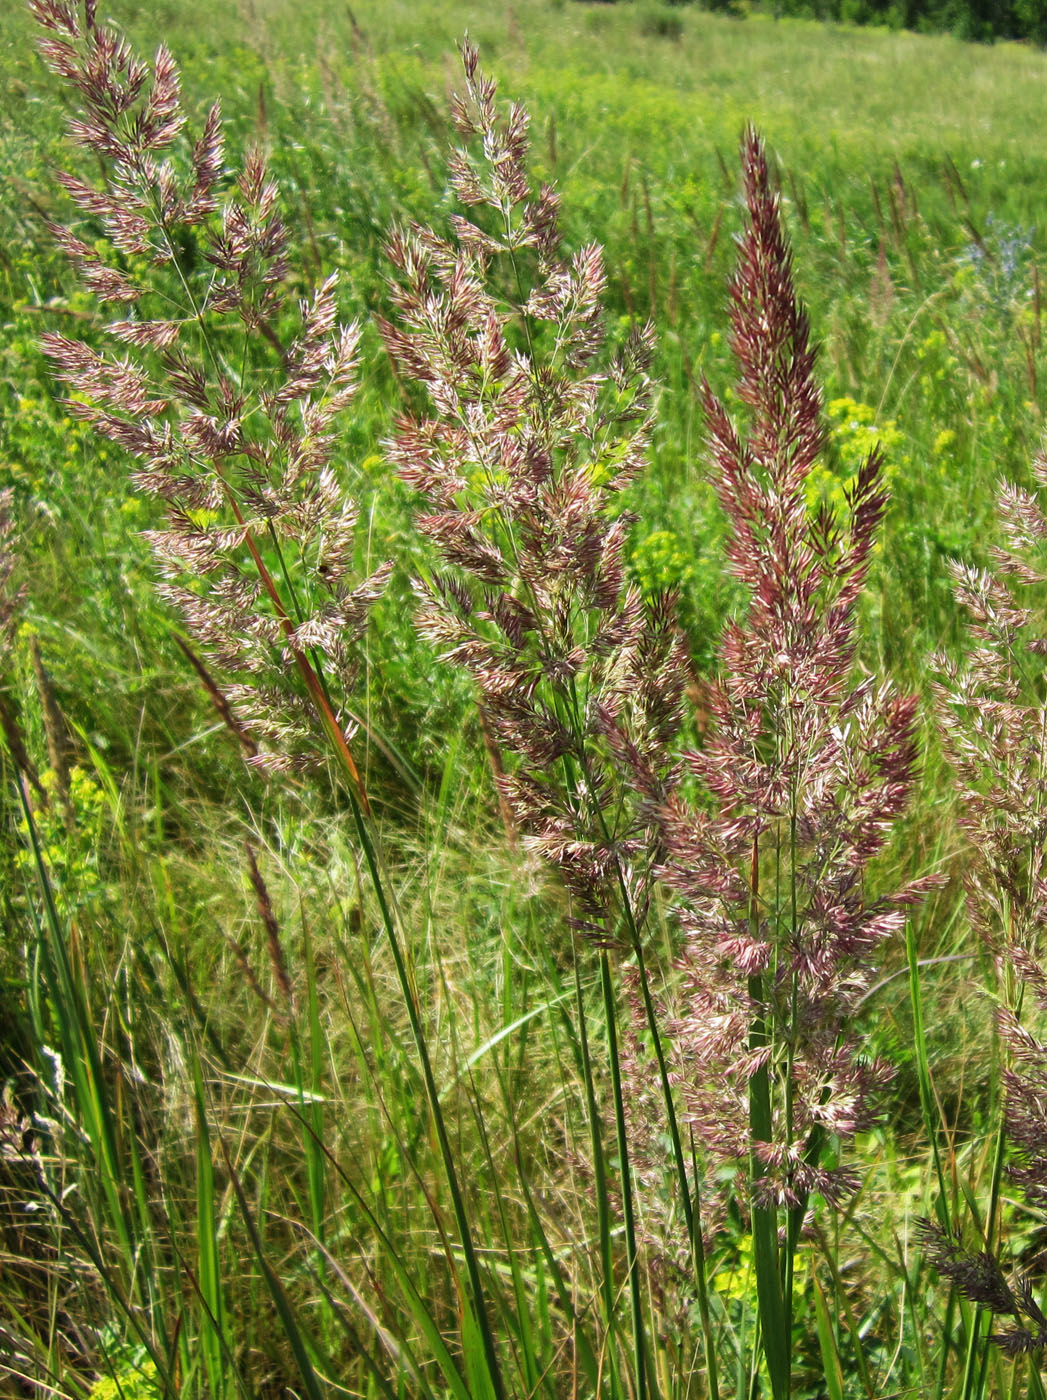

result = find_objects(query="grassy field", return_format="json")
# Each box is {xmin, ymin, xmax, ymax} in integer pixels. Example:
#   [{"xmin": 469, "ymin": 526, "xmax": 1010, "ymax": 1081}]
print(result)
[{"xmin": 3, "ymin": 2, "xmax": 1047, "ymax": 1396}]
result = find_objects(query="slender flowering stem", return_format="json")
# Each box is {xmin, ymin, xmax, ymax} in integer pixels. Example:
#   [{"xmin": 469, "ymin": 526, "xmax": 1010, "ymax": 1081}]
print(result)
[{"xmin": 639, "ymin": 128, "xmax": 936, "ymax": 1393}]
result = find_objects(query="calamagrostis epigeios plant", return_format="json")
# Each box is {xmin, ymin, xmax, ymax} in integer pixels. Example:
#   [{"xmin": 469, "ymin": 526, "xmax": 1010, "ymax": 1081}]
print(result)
[
  {"xmin": 384, "ymin": 49, "xmax": 688, "ymax": 1394},
  {"xmin": 31, "ymin": 12, "xmax": 514, "ymax": 1392},
  {"xmin": 928, "ymin": 449, "xmax": 1047, "ymax": 1360},
  {"xmin": 30, "ymin": 0, "xmax": 388, "ymax": 788},
  {"xmin": 384, "ymin": 43, "xmax": 686, "ymax": 946},
  {"xmin": 638, "ymin": 129, "xmax": 934, "ymax": 1392}
]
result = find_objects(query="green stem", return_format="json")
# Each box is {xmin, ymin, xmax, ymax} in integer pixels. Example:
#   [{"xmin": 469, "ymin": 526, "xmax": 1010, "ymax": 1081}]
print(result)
[
  {"xmin": 689, "ymin": 1140, "xmax": 723, "ymax": 1400},
  {"xmin": 345, "ymin": 790, "xmax": 507, "ymax": 1400},
  {"xmin": 907, "ymin": 914, "xmax": 969, "ymax": 1394},
  {"xmin": 601, "ymin": 949, "xmax": 651, "ymax": 1400},
  {"xmin": 747, "ymin": 833, "xmax": 790, "ymax": 1400},
  {"xmin": 574, "ymin": 954, "xmax": 622, "ymax": 1394}
]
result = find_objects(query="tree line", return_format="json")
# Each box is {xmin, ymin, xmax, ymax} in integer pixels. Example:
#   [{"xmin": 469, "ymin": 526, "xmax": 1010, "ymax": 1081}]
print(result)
[{"xmin": 659, "ymin": 0, "xmax": 1047, "ymax": 44}]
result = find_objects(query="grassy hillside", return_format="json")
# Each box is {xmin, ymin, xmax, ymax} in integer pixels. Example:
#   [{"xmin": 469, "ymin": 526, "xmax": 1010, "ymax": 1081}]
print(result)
[{"xmin": 2, "ymin": 2, "xmax": 1047, "ymax": 1396}]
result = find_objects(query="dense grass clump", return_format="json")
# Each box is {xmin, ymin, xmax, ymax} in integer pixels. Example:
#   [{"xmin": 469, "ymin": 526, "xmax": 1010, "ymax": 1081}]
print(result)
[{"xmin": 3, "ymin": 2, "xmax": 1047, "ymax": 1398}]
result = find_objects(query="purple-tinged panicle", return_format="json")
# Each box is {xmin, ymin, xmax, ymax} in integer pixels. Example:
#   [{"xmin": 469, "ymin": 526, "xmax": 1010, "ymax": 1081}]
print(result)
[
  {"xmin": 934, "ymin": 452, "xmax": 1047, "ymax": 965},
  {"xmin": 917, "ymin": 1219, "xmax": 1047, "ymax": 1356},
  {"xmin": 0, "ymin": 492, "xmax": 25, "ymax": 671},
  {"xmin": 933, "ymin": 447, "xmax": 1047, "ymax": 1353},
  {"xmin": 245, "ymin": 842, "xmax": 294, "ymax": 1011},
  {"xmin": 30, "ymin": 3, "xmax": 387, "ymax": 781},
  {"xmin": 644, "ymin": 129, "xmax": 934, "ymax": 1219},
  {"xmin": 934, "ymin": 457, "xmax": 1047, "ymax": 951},
  {"xmin": 385, "ymin": 44, "xmax": 687, "ymax": 941}
]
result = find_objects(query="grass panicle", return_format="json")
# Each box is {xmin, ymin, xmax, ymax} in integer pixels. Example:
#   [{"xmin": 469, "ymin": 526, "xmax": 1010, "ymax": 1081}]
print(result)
[
  {"xmin": 932, "ymin": 447, "xmax": 1047, "ymax": 1380},
  {"xmin": 384, "ymin": 41, "xmax": 688, "ymax": 948},
  {"xmin": 635, "ymin": 128, "xmax": 940, "ymax": 1396},
  {"xmin": 31, "ymin": 0, "xmax": 388, "ymax": 786}
]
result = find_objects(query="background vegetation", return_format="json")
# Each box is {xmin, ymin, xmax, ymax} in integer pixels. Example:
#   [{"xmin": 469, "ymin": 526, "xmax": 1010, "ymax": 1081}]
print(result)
[
  {"xmin": 641, "ymin": 0, "xmax": 1047, "ymax": 46},
  {"xmin": 2, "ymin": 0, "xmax": 1047, "ymax": 1396}
]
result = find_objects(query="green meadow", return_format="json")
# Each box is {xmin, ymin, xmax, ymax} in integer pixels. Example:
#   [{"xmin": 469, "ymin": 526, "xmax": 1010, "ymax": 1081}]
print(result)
[{"xmin": 2, "ymin": 2, "xmax": 1047, "ymax": 1396}]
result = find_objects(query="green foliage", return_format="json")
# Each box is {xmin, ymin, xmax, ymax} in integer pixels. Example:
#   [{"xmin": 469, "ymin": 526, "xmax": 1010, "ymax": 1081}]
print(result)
[
  {"xmin": 86, "ymin": 1334, "xmax": 161, "ymax": 1400},
  {"xmin": 687, "ymin": 0, "xmax": 1042, "ymax": 40}
]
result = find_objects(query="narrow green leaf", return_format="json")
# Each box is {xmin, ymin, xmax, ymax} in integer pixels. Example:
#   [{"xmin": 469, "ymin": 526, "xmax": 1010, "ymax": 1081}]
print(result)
[
  {"xmin": 193, "ymin": 1059, "xmax": 227, "ymax": 1400},
  {"xmin": 811, "ymin": 1274, "xmax": 844, "ymax": 1400},
  {"xmin": 217, "ymin": 1136, "xmax": 328, "ymax": 1400}
]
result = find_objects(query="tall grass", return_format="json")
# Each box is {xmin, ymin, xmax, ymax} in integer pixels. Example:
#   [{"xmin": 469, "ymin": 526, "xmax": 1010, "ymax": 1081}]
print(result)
[{"xmin": 2, "ymin": 2, "xmax": 1047, "ymax": 1398}]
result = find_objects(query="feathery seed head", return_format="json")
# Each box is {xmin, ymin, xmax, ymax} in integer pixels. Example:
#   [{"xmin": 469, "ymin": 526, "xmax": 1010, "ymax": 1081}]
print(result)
[
  {"xmin": 934, "ymin": 445, "xmax": 1047, "ymax": 1303},
  {"xmin": 644, "ymin": 129, "xmax": 930, "ymax": 1219},
  {"xmin": 386, "ymin": 47, "xmax": 686, "ymax": 942},
  {"xmin": 32, "ymin": 2, "xmax": 387, "ymax": 783}
]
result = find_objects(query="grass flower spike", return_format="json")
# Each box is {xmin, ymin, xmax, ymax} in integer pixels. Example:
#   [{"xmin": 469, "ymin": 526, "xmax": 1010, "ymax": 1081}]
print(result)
[
  {"xmin": 645, "ymin": 127, "xmax": 936, "ymax": 1395},
  {"xmin": 932, "ymin": 447, "xmax": 1047, "ymax": 1363},
  {"xmin": 385, "ymin": 50, "xmax": 692, "ymax": 1395},
  {"xmin": 385, "ymin": 42, "xmax": 686, "ymax": 944},
  {"xmin": 31, "ymin": 0, "xmax": 387, "ymax": 786}
]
